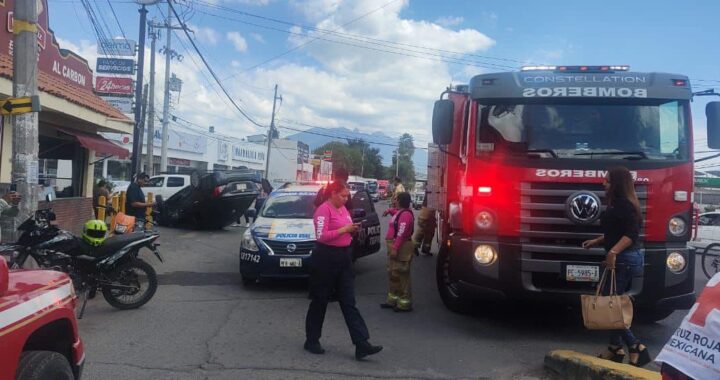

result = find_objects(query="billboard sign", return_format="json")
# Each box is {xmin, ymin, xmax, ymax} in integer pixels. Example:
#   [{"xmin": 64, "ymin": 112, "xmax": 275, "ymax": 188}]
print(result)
[
  {"xmin": 97, "ymin": 38, "xmax": 136, "ymax": 57},
  {"xmin": 100, "ymin": 96, "xmax": 133, "ymax": 114},
  {"xmin": 95, "ymin": 76, "xmax": 134, "ymax": 95},
  {"xmin": 297, "ymin": 141, "xmax": 309, "ymax": 164},
  {"xmin": 96, "ymin": 58, "xmax": 135, "ymax": 75},
  {"xmin": 218, "ymin": 142, "xmax": 229, "ymax": 161}
]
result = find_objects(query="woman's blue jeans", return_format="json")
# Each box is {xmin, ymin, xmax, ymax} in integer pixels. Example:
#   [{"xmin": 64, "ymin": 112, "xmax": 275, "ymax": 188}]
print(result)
[{"xmin": 602, "ymin": 248, "xmax": 644, "ymax": 347}]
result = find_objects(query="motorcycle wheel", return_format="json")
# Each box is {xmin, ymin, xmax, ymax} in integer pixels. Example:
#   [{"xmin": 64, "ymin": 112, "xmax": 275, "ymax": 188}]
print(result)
[{"xmin": 102, "ymin": 259, "xmax": 158, "ymax": 310}]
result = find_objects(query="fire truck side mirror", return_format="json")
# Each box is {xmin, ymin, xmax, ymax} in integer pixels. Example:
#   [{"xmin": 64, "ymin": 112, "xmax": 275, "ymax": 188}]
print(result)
[
  {"xmin": 0, "ymin": 256, "xmax": 8, "ymax": 297},
  {"xmin": 707, "ymin": 101, "xmax": 720, "ymax": 149},
  {"xmin": 432, "ymin": 99, "xmax": 455, "ymax": 145}
]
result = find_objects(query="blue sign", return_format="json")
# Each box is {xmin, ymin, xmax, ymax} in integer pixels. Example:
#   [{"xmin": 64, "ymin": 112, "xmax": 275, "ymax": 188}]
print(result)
[{"xmin": 96, "ymin": 58, "xmax": 135, "ymax": 75}]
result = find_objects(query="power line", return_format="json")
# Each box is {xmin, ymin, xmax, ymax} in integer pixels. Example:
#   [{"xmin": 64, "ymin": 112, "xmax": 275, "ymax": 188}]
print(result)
[
  {"xmin": 223, "ymin": 0, "xmax": 403, "ymax": 76},
  {"xmin": 167, "ymin": 0, "xmax": 266, "ymax": 129},
  {"xmin": 105, "ymin": 0, "xmax": 129, "ymax": 41},
  {"xmin": 194, "ymin": 8, "xmax": 518, "ymax": 74},
  {"xmin": 194, "ymin": 0, "xmax": 526, "ymax": 70}
]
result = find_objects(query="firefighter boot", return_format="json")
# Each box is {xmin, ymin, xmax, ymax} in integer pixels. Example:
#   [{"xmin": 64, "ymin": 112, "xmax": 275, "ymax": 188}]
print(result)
[{"xmin": 381, "ymin": 249, "xmax": 401, "ymax": 309}]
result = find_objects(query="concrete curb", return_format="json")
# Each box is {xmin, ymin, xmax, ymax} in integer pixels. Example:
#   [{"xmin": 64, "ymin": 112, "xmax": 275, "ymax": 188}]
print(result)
[{"xmin": 544, "ymin": 350, "xmax": 660, "ymax": 380}]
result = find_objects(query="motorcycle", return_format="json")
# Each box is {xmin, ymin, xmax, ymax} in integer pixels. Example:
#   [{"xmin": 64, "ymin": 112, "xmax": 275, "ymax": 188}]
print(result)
[{"xmin": 3, "ymin": 200, "xmax": 163, "ymax": 318}]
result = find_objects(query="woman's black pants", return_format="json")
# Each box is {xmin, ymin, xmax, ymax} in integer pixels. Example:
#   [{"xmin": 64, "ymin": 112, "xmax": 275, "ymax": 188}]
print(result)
[{"xmin": 305, "ymin": 243, "xmax": 370, "ymax": 345}]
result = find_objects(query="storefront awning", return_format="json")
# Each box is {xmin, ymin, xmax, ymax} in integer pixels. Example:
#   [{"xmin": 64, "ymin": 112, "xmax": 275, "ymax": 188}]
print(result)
[{"xmin": 58, "ymin": 128, "xmax": 129, "ymax": 159}]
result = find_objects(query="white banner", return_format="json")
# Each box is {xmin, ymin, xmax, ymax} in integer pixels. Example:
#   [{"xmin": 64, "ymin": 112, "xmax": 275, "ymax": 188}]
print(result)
[
  {"xmin": 232, "ymin": 144, "xmax": 265, "ymax": 164},
  {"xmin": 101, "ymin": 96, "xmax": 133, "ymax": 114},
  {"xmin": 152, "ymin": 129, "xmax": 207, "ymax": 154},
  {"xmin": 218, "ymin": 142, "xmax": 229, "ymax": 161},
  {"xmin": 656, "ymin": 273, "xmax": 720, "ymax": 379},
  {"xmin": 97, "ymin": 39, "xmax": 136, "ymax": 57}
]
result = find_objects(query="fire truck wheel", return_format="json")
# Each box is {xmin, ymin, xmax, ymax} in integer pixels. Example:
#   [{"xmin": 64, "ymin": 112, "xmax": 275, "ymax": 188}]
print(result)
[
  {"xmin": 436, "ymin": 245, "xmax": 472, "ymax": 313},
  {"xmin": 634, "ymin": 308, "xmax": 675, "ymax": 324},
  {"xmin": 16, "ymin": 351, "xmax": 73, "ymax": 380}
]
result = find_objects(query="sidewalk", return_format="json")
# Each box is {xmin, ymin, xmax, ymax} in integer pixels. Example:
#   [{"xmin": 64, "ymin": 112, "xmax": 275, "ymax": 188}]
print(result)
[{"xmin": 544, "ymin": 350, "xmax": 660, "ymax": 380}]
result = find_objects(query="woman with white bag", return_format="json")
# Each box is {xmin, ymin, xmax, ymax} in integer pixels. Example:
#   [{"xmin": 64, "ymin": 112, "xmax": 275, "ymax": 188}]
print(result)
[{"xmin": 582, "ymin": 166, "xmax": 651, "ymax": 367}]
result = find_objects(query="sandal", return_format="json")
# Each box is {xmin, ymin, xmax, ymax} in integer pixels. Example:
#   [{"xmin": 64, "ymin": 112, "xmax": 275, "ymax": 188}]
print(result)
[
  {"xmin": 598, "ymin": 345, "xmax": 625, "ymax": 363},
  {"xmin": 629, "ymin": 344, "xmax": 651, "ymax": 367}
]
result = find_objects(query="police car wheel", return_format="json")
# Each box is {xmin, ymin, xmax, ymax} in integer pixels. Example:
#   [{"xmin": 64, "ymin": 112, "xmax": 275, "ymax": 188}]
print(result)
[
  {"xmin": 241, "ymin": 274, "xmax": 257, "ymax": 286},
  {"xmin": 436, "ymin": 245, "xmax": 471, "ymax": 314},
  {"xmin": 16, "ymin": 351, "xmax": 74, "ymax": 380},
  {"xmin": 634, "ymin": 308, "xmax": 675, "ymax": 324}
]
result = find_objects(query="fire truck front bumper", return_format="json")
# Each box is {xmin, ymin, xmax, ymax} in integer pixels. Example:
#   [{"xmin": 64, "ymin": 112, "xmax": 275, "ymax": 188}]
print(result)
[{"xmin": 448, "ymin": 235, "xmax": 696, "ymax": 310}]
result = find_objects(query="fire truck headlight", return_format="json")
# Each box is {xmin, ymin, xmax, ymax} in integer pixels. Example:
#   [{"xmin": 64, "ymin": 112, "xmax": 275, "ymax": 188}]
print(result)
[
  {"xmin": 666, "ymin": 252, "xmax": 687, "ymax": 273},
  {"xmin": 474, "ymin": 245, "xmax": 497, "ymax": 265},
  {"xmin": 668, "ymin": 217, "xmax": 687, "ymax": 237},
  {"xmin": 475, "ymin": 211, "xmax": 495, "ymax": 230}
]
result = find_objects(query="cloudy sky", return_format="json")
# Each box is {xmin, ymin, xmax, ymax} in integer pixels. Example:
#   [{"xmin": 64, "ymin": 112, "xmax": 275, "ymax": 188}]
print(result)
[{"xmin": 47, "ymin": 0, "xmax": 720, "ymax": 164}]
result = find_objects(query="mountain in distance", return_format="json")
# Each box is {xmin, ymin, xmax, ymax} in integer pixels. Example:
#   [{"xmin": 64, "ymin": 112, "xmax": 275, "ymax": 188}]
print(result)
[{"xmin": 284, "ymin": 126, "xmax": 428, "ymax": 174}]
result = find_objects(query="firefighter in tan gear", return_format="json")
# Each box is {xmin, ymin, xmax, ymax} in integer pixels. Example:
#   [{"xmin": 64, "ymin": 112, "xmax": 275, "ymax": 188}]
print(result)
[
  {"xmin": 412, "ymin": 192, "xmax": 436, "ymax": 256},
  {"xmin": 380, "ymin": 192, "xmax": 415, "ymax": 312}
]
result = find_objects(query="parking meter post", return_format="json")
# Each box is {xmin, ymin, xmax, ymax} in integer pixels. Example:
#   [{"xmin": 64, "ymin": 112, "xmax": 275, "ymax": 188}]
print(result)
[
  {"xmin": 120, "ymin": 191, "xmax": 126, "ymax": 214},
  {"xmin": 97, "ymin": 196, "xmax": 106, "ymax": 221},
  {"xmin": 146, "ymin": 193, "xmax": 154, "ymax": 231},
  {"xmin": 110, "ymin": 195, "xmax": 119, "ymax": 231}
]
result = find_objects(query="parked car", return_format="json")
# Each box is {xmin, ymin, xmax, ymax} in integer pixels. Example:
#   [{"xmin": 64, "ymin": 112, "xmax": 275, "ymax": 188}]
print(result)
[
  {"xmin": 143, "ymin": 174, "xmax": 191, "ymax": 200},
  {"xmin": 691, "ymin": 211, "xmax": 720, "ymax": 250},
  {"xmin": 157, "ymin": 170, "xmax": 260, "ymax": 229},
  {"xmin": 239, "ymin": 184, "xmax": 382, "ymax": 285},
  {"xmin": 0, "ymin": 256, "xmax": 85, "ymax": 380}
]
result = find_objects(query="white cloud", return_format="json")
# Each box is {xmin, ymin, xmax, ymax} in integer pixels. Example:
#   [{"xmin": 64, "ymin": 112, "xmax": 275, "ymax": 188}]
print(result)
[
  {"xmin": 227, "ymin": 31, "xmax": 248, "ymax": 52},
  {"xmin": 251, "ymin": 33, "xmax": 266, "ymax": 44},
  {"xmin": 189, "ymin": 24, "xmax": 219, "ymax": 45},
  {"xmin": 435, "ymin": 16, "xmax": 464, "ymax": 28}
]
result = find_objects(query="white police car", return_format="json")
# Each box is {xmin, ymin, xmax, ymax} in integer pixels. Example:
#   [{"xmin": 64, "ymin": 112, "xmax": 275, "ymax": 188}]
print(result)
[{"xmin": 239, "ymin": 184, "xmax": 382, "ymax": 285}]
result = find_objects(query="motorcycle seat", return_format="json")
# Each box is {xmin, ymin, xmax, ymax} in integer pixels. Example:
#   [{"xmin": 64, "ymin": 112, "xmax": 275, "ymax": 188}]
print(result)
[{"xmin": 92, "ymin": 233, "xmax": 152, "ymax": 257}]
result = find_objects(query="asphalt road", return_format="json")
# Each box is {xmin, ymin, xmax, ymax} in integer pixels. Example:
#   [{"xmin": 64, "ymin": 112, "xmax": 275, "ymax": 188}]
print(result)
[{"xmin": 77, "ymin": 201, "xmax": 711, "ymax": 380}]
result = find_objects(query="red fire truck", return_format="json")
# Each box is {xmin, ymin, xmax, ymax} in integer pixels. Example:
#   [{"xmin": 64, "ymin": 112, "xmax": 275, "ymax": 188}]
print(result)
[
  {"xmin": 428, "ymin": 65, "xmax": 720, "ymax": 321},
  {"xmin": 0, "ymin": 256, "xmax": 84, "ymax": 379}
]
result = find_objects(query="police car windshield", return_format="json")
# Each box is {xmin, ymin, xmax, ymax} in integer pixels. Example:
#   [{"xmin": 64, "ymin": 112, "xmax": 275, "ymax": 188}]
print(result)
[
  {"xmin": 477, "ymin": 100, "xmax": 689, "ymax": 160},
  {"xmin": 261, "ymin": 192, "xmax": 315, "ymax": 219}
]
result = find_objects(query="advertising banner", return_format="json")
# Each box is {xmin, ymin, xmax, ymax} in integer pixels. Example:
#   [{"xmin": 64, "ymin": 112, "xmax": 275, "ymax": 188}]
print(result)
[
  {"xmin": 218, "ymin": 142, "xmax": 229, "ymax": 161},
  {"xmin": 152, "ymin": 129, "xmax": 207, "ymax": 154},
  {"xmin": 100, "ymin": 96, "xmax": 133, "ymax": 114},
  {"xmin": 232, "ymin": 144, "xmax": 266, "ymax": 164},
  {"xmin": 96, "ymin": 58, "xmax": 135, "ymax": 75},
  {"xmin": 297, "ymin": 141, "xmax": 310, "ymax": 164},
  {"xmin": 97, "ymin": 38, "xmax": 136, "ymax": 57},
  {"xmin": 95, "ymin": 76, "xmax": 134, "ymax": 95}
]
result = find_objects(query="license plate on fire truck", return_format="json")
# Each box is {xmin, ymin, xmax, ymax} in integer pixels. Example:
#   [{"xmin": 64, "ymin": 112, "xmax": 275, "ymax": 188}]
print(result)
[{"xmin": 565, "ymin": 264, "xmax": 600, "ymax": 282}]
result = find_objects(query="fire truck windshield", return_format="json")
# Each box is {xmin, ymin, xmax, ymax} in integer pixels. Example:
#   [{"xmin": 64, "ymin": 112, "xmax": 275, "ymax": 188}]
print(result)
[{"xmin": 477, "ymin": 100, "xmax": 689, "ymax": 160}]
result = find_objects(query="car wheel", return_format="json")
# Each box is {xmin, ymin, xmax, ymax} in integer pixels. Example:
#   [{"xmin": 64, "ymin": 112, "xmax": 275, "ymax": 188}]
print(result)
[
  {"xmin": 16, "ymin": 351, "xmax": 74, "ymax": 380},
  {"xmin": 241, "ymin": 274, "xmax": 257, "ymax": 286},
  {"xmin": 436, "ymin": 245, "xmax": 472, "ymax": 314}
]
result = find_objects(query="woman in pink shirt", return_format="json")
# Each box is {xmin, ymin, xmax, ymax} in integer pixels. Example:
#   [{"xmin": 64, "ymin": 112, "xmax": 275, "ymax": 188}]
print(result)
[{"xmin": 304, "ymin": 181, "xmax": 383, "ymax": 360}]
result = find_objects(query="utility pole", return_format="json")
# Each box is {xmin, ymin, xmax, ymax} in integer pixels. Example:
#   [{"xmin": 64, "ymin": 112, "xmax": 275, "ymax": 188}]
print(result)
[
  {"xmin": 360, "ymin": 146, "xmax": 365, "ymax": 177},
  {"xmin": 395, "ymin": 149, "xmax": 400, "ymax": 178},
  {"xmin": 139, "ymin": 83, "xmax": 149, "ymax": 171},
  {"xmin": 146, "ymin": 24, "xmax": 158, "ymax": 175},
  {"xmin": 11, "ymin": 0, "xmax": 39, "ymax": 227},
  {"xmin": 264, "ymin": 84, "xmax": 280, "ymax": 180},
  {"xmin": 156, "ymin": 1, "xmax": 186, "ymax": 173},
  {"xmin": 131, "ymin": 4, "xmax": 149, "ymax": 179}
]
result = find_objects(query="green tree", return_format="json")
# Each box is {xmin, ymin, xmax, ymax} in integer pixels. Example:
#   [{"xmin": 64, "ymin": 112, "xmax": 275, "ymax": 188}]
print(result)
[{"xmin": 389, "ymin": 133, "xmax": 415, "ymax": 184}]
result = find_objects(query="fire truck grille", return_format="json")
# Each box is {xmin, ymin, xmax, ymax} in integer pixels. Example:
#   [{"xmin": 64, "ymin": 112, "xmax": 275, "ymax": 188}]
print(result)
[{"xmin": 519, "ymin": 182, "xmax": 647, "ymax": 292}]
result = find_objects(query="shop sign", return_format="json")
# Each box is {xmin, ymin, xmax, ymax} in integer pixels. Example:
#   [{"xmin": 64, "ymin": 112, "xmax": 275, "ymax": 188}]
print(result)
[
  {"xmin": 95, "ymin": 76, "xmax": 134, "ymax": 95},
  {"xmin": 297, "ymin": 141, "xmax": 309, "ymax": 164},
  {"xmin": 97, "ymin": 38, "xmax": 136, "ymax": 57},
  {"xmin": 100, "ymin": 96, "xmax": 133, "ymax": 114},
  {"xmin": 168, "ymin": 74, "xmax": 182, "ymax": 92},
  {"xmin": 169, "ymin": 158, "xmax": 191, "ymax": 166},
  {"xmin": 96, "ymin": 58, "xmax": 135, "ymax": 75},
  {"xmin": 232, "ymin": 144, "xmax": 265, "ymax": 163},
  {"xmin": 152, "ymin": 129, "xmax": 207, "ymax": 154},
  {"xmin": 218, "ymin": 142, "xmax": 229, "ymax": 161},
  {"xmin": 1, "ymin": 1, "xmax": 94, "ymax": 91}
]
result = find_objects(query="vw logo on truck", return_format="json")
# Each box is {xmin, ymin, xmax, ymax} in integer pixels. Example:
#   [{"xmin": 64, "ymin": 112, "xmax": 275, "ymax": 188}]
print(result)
[{"xmin": 565, "ymin": 191, "xmax": 601, "ymax": 224}]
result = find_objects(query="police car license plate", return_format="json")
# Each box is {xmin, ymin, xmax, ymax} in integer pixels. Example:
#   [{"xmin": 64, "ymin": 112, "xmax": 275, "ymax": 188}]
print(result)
[
  {"xmin": 565, "ymin": 264, "xmax": 600, "ymax": 282},
  {"xmin": 280, "ymin": 258, "xmax": 302, "ymax": 267}
]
